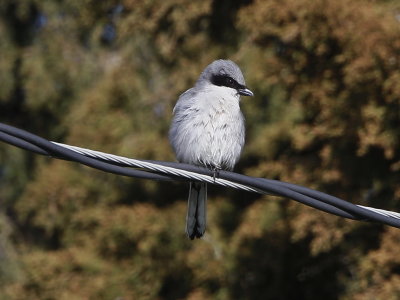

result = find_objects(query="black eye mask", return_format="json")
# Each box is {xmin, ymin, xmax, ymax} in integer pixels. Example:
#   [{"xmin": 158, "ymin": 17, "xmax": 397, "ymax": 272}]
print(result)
[{"xmin": 210, "ymin": 74, "xmax": 246, "ymax": 90}]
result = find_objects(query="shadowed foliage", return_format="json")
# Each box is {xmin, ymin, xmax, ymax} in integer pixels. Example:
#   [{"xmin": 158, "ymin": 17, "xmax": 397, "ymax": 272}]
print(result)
[{"xmin": 1, "ymin": 0, "xmax": 400, "ymax": 299}]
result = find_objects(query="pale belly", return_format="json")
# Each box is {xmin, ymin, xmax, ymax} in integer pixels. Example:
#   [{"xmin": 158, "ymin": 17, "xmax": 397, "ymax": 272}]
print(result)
[
  {"xmin": 173, "ymin": 109, "xmax": 245, "ymax": 171},
  {"xmin": 170, "ymin": 85, "xmax": 246, "ymax": 171}
]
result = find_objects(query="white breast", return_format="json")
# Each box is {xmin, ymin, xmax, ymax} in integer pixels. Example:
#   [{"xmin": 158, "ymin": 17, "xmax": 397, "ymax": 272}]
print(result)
[{"xmin": 169, "ymin": 85, "xmax": 245, "ymax": 171}]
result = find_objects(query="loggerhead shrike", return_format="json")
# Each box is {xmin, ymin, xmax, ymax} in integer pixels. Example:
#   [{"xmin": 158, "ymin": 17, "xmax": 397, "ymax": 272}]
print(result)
[{"xmin": 169, "ymin": 59, "xmax": 253, "ymax": 239}]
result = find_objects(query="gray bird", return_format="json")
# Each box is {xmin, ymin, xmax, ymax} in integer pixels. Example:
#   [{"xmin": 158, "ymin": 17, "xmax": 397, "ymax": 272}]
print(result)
[{"xmin": 169, "ymin": 59, "xmax": 253, "ymax": 239}]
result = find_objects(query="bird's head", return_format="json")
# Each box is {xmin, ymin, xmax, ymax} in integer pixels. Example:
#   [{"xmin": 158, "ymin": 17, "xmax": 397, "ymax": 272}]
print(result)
[{"xmin": 197, "ymin": 59, "xmax": 254, "ymax": 97}]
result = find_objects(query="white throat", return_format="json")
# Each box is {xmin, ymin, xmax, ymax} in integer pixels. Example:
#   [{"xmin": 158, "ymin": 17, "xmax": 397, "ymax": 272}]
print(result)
[{"xmin": 202, "ymin": 83, "xmax": 240, "ymax": 104}]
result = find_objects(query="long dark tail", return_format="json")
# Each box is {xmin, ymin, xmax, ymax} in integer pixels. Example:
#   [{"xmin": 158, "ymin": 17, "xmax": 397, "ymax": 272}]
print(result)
[{"xmin": 186, "ymin": 182, "xmax": 207, "ymax": 239}]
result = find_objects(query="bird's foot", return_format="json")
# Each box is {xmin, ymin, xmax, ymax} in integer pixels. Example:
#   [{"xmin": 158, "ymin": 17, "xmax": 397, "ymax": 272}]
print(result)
[{"xmin": 212, "ymin": 167, "xmax": 220, "ymax": 182}]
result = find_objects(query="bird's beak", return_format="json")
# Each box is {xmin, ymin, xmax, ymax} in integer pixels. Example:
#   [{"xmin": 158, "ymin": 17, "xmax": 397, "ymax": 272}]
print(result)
[{"xmin": 238, "ymin": 88, "xmax": 254, "ymax": 97}]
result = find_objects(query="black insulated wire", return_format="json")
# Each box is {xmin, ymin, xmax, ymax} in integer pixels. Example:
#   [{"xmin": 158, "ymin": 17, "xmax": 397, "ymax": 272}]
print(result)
[{"xmin": 1, "ymin": 122, "xmax": 399, "ymax": 229}]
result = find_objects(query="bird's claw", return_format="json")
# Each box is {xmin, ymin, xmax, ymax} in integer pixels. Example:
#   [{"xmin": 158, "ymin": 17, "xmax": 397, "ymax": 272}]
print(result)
[{"xmin": 212, "ymin": 167, "xmax": 220, "ymax": 182}]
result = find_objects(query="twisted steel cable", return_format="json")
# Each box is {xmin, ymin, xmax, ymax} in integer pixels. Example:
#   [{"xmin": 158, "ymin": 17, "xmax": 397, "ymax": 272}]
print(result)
[{"xmin": 1, "ymin": 122, "xmax": 400, "ymax": 228}]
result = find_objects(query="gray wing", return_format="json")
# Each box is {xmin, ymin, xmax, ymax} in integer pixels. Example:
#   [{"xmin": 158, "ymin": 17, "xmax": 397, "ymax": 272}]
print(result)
[
  {"xmin": 172, "ymin": 88, "xmax": 197, "ymax": 116},
  {"xmin": 169, "ymin": 88, "xmax": 199, "ymax": 162}
]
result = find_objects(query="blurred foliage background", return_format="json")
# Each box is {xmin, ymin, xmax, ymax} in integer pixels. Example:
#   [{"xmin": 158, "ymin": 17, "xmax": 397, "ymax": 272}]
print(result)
[{"xmin": 1, "ymin": 0, "xmax": 400, "ymax": 299}]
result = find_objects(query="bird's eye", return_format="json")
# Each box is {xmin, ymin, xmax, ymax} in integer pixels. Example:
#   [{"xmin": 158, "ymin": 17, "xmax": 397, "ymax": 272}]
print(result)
[{"xmin": 225, "ymin": 77, "xmax": 235, "ymax": 87}]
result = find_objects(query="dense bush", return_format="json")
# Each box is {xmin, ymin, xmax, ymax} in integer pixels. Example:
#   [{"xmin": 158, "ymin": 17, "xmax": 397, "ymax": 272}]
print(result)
[{"xmin": 1, "ymin": 0, "xmax": 400, "ymax": 299}]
